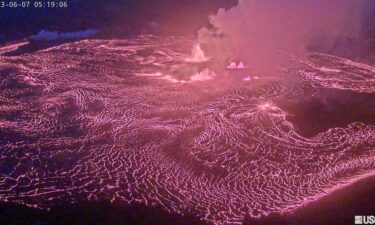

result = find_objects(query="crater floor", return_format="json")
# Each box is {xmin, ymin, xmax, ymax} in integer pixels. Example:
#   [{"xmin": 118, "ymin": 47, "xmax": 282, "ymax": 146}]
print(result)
[{"xmin": 0, "ymin": 36, "xmax": 374, "ymax": 224}]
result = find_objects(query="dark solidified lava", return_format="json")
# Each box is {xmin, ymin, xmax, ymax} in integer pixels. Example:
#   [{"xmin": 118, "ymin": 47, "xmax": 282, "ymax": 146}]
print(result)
[
  {"xmin": 278, "ymin": 88, "xmax": 375, "ymax": 138},
  {"xmin": 0, "ymin": 37, "xmax": 374, "ymax": 225}
]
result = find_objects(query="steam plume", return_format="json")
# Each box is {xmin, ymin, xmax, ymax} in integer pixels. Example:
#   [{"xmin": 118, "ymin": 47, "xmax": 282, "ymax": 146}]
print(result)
[{"xmin": 199, "ymin": 0, "xmax": 368, "ymax": 75}]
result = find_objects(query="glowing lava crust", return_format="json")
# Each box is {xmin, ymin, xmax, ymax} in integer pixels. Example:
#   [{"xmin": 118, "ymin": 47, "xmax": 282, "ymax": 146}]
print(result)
[{"xmin": 0, "ymin": 36, "xmax": 374, "ymax": 224}]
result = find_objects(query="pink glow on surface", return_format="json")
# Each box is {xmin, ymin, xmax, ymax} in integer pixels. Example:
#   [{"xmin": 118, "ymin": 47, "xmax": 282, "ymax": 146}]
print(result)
[
  {"xmin": 227, "ymin": 61, "xmax": 248, "ymax": 69},
  {"xmin": 191, "ymin": 68, "xmax": 216, "ymax": 81},
  {"xmin": 0, "ymin": 37, "xmax": 375, "ymax": 225},
  {"xmin": 243, "ymin": 76, "xmax": 252, "ymax": 81},
  {"xmin": 185, "ymin": 43, "xmax": 210, "ymax": 63}
]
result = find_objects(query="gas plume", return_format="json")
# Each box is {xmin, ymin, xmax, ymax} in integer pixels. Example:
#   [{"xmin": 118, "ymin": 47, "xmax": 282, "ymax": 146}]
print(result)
[{"xmin": 198, "ymin": 0, "xmax": 368, "ymax": 75}]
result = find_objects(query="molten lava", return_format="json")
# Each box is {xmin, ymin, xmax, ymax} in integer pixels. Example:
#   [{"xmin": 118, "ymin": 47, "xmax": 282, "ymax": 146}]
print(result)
[
  {"xmin": 185, "ymin": 43, "xmax": 210, "ymax": 63},
  {"xmin": 227, "ymin": 61, "xmax": 248, "ymax": 69}
]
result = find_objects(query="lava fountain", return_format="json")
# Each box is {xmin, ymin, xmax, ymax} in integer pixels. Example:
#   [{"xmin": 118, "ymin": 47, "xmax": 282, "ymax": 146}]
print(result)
[{"xmin": 185, "ymin": 43, "xmax": 211, "ymax": 63}]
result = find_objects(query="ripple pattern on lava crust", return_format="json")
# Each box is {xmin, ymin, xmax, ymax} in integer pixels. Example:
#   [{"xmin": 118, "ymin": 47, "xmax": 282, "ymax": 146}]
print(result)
[
  {"xmin": 0, "ymin": 36, "xmax": 374, "ymax": 224},
  {"xmin": 300, "ymin": 53, "xmax": 375, "ymax": 93}
]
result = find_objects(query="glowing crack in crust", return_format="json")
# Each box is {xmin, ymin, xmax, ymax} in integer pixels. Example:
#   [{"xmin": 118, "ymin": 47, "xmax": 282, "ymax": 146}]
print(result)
[{"xmin": 0, "ymin": 36, "xmax": 374, "ymax": 224}]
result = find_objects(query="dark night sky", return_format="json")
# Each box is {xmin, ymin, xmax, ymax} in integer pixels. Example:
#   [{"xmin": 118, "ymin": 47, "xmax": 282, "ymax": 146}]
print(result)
[{"xmin": 0, "ymin": 0, "xmax": 237, "ymax": 42}]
